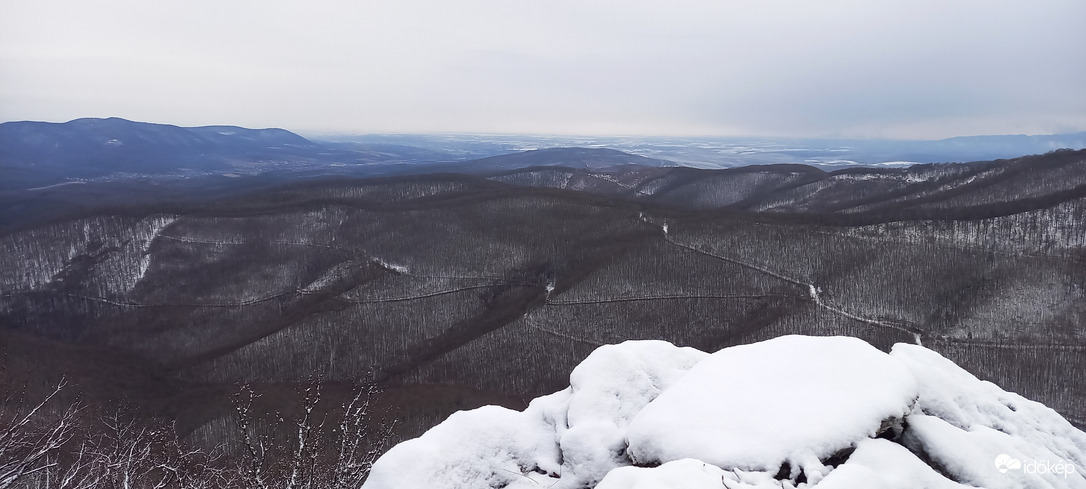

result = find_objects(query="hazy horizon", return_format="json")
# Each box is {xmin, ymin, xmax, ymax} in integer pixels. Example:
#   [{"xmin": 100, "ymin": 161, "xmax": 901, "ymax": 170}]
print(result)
[
  {"xmin": 6, "ymin": 115, "xmax": 1086, "ymax": 144},
  {"xmin": 2, "ymin": 1, "xmax": 1084, "ymax": 139}
]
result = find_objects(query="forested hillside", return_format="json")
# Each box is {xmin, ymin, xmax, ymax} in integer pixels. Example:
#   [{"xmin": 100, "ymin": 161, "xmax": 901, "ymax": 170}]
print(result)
[{"xmin": 1, "ymin": 150, "xmax": 1083, "ymax": 464}]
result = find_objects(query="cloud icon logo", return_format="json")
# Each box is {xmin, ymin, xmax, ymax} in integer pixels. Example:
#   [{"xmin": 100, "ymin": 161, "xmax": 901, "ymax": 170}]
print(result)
[{"xmin": 995, "ymin": 454, "xmax": 1021, "ymax": 474}]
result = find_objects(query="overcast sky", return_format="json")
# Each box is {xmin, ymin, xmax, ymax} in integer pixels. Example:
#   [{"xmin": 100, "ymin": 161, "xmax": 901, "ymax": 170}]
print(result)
[{"xmin": 1, "ymin": 0, "xmax": 1084, "ymax": 139}]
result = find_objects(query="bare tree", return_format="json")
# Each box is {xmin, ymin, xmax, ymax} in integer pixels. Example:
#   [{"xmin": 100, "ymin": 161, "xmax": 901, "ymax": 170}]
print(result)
[
  {"xmin": 155, "ymin": 421, "xmax": 230, "ymax": 489},
  {"xmin": 2, "ymin": 368, "xmax": 396, "ymax": 488},
  {"xmin": 90, "ymin": 405, "xmax": 172, "ymax": 489},
  {"xmin": 82, "ymin": 404, "xmax": 235, "ymax": 489},
  {"xmin": 0, "ymin": 376, "xmax": 83, "ymax": 489},
  {"xmin": 231, "ymin": 378, "xmax": 396, "ymax": 489},
  {"xmin": 231, "ymin": 383, "xmax": 277, "ymax": 489},
  {"xmin": 325, "ymin": 382, "xmax": 396, "ymax": 488},
  {"xmin": 36, "ymin": 439, "xmax": 102, "ymax": 489}
]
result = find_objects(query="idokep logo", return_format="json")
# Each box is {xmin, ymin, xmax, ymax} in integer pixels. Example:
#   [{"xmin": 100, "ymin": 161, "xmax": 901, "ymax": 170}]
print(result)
[
  {"xmin": 994, "ymin": 454, "xmax": 1021, "ymax": 474},
  {"xmin": 995, "ymin": 454, "xmax": 1077, "ymax": 478}
]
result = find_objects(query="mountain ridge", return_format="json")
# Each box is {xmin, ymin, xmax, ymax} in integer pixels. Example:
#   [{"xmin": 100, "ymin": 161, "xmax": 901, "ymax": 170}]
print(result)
[{"xmin": 5, "ymin": 118, "xmax": 1086, "ymax": 194}]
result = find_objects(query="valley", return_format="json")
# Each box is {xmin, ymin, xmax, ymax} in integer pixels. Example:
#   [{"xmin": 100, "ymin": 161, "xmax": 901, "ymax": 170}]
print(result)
[{"xmin": 2, "ymin": 148, "xmax": 1084, "ymax": 455}]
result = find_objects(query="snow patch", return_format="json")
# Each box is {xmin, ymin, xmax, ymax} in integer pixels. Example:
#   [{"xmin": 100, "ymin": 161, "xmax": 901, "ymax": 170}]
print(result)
[
  {"xmin": 26, "ymin": 181, "xmax": 87, "ymax": 191},
  {"xmin": 300, "ymin": 261, "xmax": 362, "ymax": 294},
  {"xmin": 596, "ymin": 459, "xmax": 737, "ymax": 489},
  {"xmin": 372, "ymin": 257, "xmax": 409, "ymax": 274}
]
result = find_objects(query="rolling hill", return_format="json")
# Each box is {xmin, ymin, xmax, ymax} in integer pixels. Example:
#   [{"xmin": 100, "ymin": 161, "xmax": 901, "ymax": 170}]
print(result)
[{"xmin": 1, "ymin": 149, "xmax": 1084, "ymax": 457}]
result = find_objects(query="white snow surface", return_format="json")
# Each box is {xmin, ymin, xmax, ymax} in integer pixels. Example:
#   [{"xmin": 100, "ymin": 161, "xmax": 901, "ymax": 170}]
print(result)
[
  {"xmin": 363, "ymin": 335, "xmax": 1086, "ymax": 489},
  {"xmin": 626, "ymin": 335, "xmax": 917, "ymax": 476},
  {"xmin": 814, "ymin": 438, "xmax": 969, "ymax": 489},
  {"xmin": 596, "ymin": 459, "xmax": 744, "ymax": 489}
]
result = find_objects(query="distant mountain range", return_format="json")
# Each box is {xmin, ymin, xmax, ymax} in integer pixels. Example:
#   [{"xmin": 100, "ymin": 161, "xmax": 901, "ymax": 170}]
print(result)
[
  {"xmin": 3, "ymin": 118, "xmax": 1085, "ymax": 193},
  {"xmin": 319, "ymin": 130, "xmax": 1086, "ymax": 168},
  {"xmin": 0, "ymin": 117, "xmax": 447, "ymax": 191}
]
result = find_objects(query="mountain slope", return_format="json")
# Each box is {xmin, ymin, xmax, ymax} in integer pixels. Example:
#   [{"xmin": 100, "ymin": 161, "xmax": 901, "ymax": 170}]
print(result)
[
  {"xmin": 0, "ymin": 117, "xmax": 467, "ymax": 191},
  {"xmin": 0, "ymin": 118, "xmax": 316, "ymax": 182},
  {"xmin": 448, "ymin": 147, "xmax": 675, "ymax": 172},
  {"xmin": 0, "ymin": 150, "xmax": 1083, "ymax": 454},
  {"xmin": 488, "ymin": 149, "xmax": 1086, "ymax": 220}
]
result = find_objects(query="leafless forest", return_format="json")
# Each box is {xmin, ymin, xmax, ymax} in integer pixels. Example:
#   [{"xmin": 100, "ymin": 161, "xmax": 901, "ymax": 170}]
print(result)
[{"xmin": 1, "ymin": 149, "xmax": 1084, "ymax": 486}]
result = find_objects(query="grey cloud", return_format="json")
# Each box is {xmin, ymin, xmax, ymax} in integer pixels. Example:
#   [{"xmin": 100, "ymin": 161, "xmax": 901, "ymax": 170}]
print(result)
[{"xmin": 0, "ymin": 0, "xmax": 1083, "ymax": 138}]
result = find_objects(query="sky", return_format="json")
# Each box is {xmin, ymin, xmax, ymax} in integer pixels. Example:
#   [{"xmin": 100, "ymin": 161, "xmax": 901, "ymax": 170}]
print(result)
[{"xmin": 1, "ymin": 0, "xmax": 1084, "ymax": 139}]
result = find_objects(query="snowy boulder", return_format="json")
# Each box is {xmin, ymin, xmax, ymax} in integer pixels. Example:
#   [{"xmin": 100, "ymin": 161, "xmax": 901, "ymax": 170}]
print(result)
[
  {"xmin": 625, "ymin": 335, "xmax": 917, "ymax": 479},
  {"xmin": 361, "ymin": 399, "xmax": 566, "ymax": 489},
  {"xmin": 891, "ymin": 343, "xmax": 1086, "ymax": 489},
  {"xmin": 364, "ymin": 340, "xmax": 707, "ymax": 489},
  {"xmin": 560, "ymin": 340, "xmax": 708, "ymax": 485},
  {"xmin": 363, "ymin": 335, "xmax": 1086, "ymax": 489}
]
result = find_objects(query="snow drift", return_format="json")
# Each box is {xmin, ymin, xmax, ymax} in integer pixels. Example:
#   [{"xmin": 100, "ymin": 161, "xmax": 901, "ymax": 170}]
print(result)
[{"xmin": 363, "ymin": 335, "xmax": 1086, "ymax": 488}]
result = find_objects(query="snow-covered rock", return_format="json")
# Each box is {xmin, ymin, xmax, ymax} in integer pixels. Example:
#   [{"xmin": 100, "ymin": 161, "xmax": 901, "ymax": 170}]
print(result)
[
  {"xmin": 893, "ymin": 343, "xmax": 1086, "ymax": 489},
  {"xmin": 561, "ymin": 340, "xmax": 708, "ymax": 485},
  {"xmin": 363, "ymin": 335, "xmax": 1086, "ymax": 489},
  {"xmin": 814, "ymin": 438, "xmax": 969, "ymax": 489},
  {"xmin": 362, "ymin": 397, "xmax": 566, "ymax": 488},
  {"xmin": 364, "ymin": 340, "xmax": 706, "ymax": 489},
  {"xmin": 625, "ymin": 335, "xmax": 917, "ymax": 479}
]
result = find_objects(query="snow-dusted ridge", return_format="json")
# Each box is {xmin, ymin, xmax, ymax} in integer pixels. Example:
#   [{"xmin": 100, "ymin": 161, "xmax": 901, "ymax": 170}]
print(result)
[{"xmin": 364, "ymin": 335, "xmax": 1086, "ymax": 489}]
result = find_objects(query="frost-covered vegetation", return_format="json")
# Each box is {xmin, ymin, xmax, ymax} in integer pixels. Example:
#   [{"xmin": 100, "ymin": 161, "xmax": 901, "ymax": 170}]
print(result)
[{"xmin": 0, "ymin": 372, "xmax": 393, "ymax": 489}]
